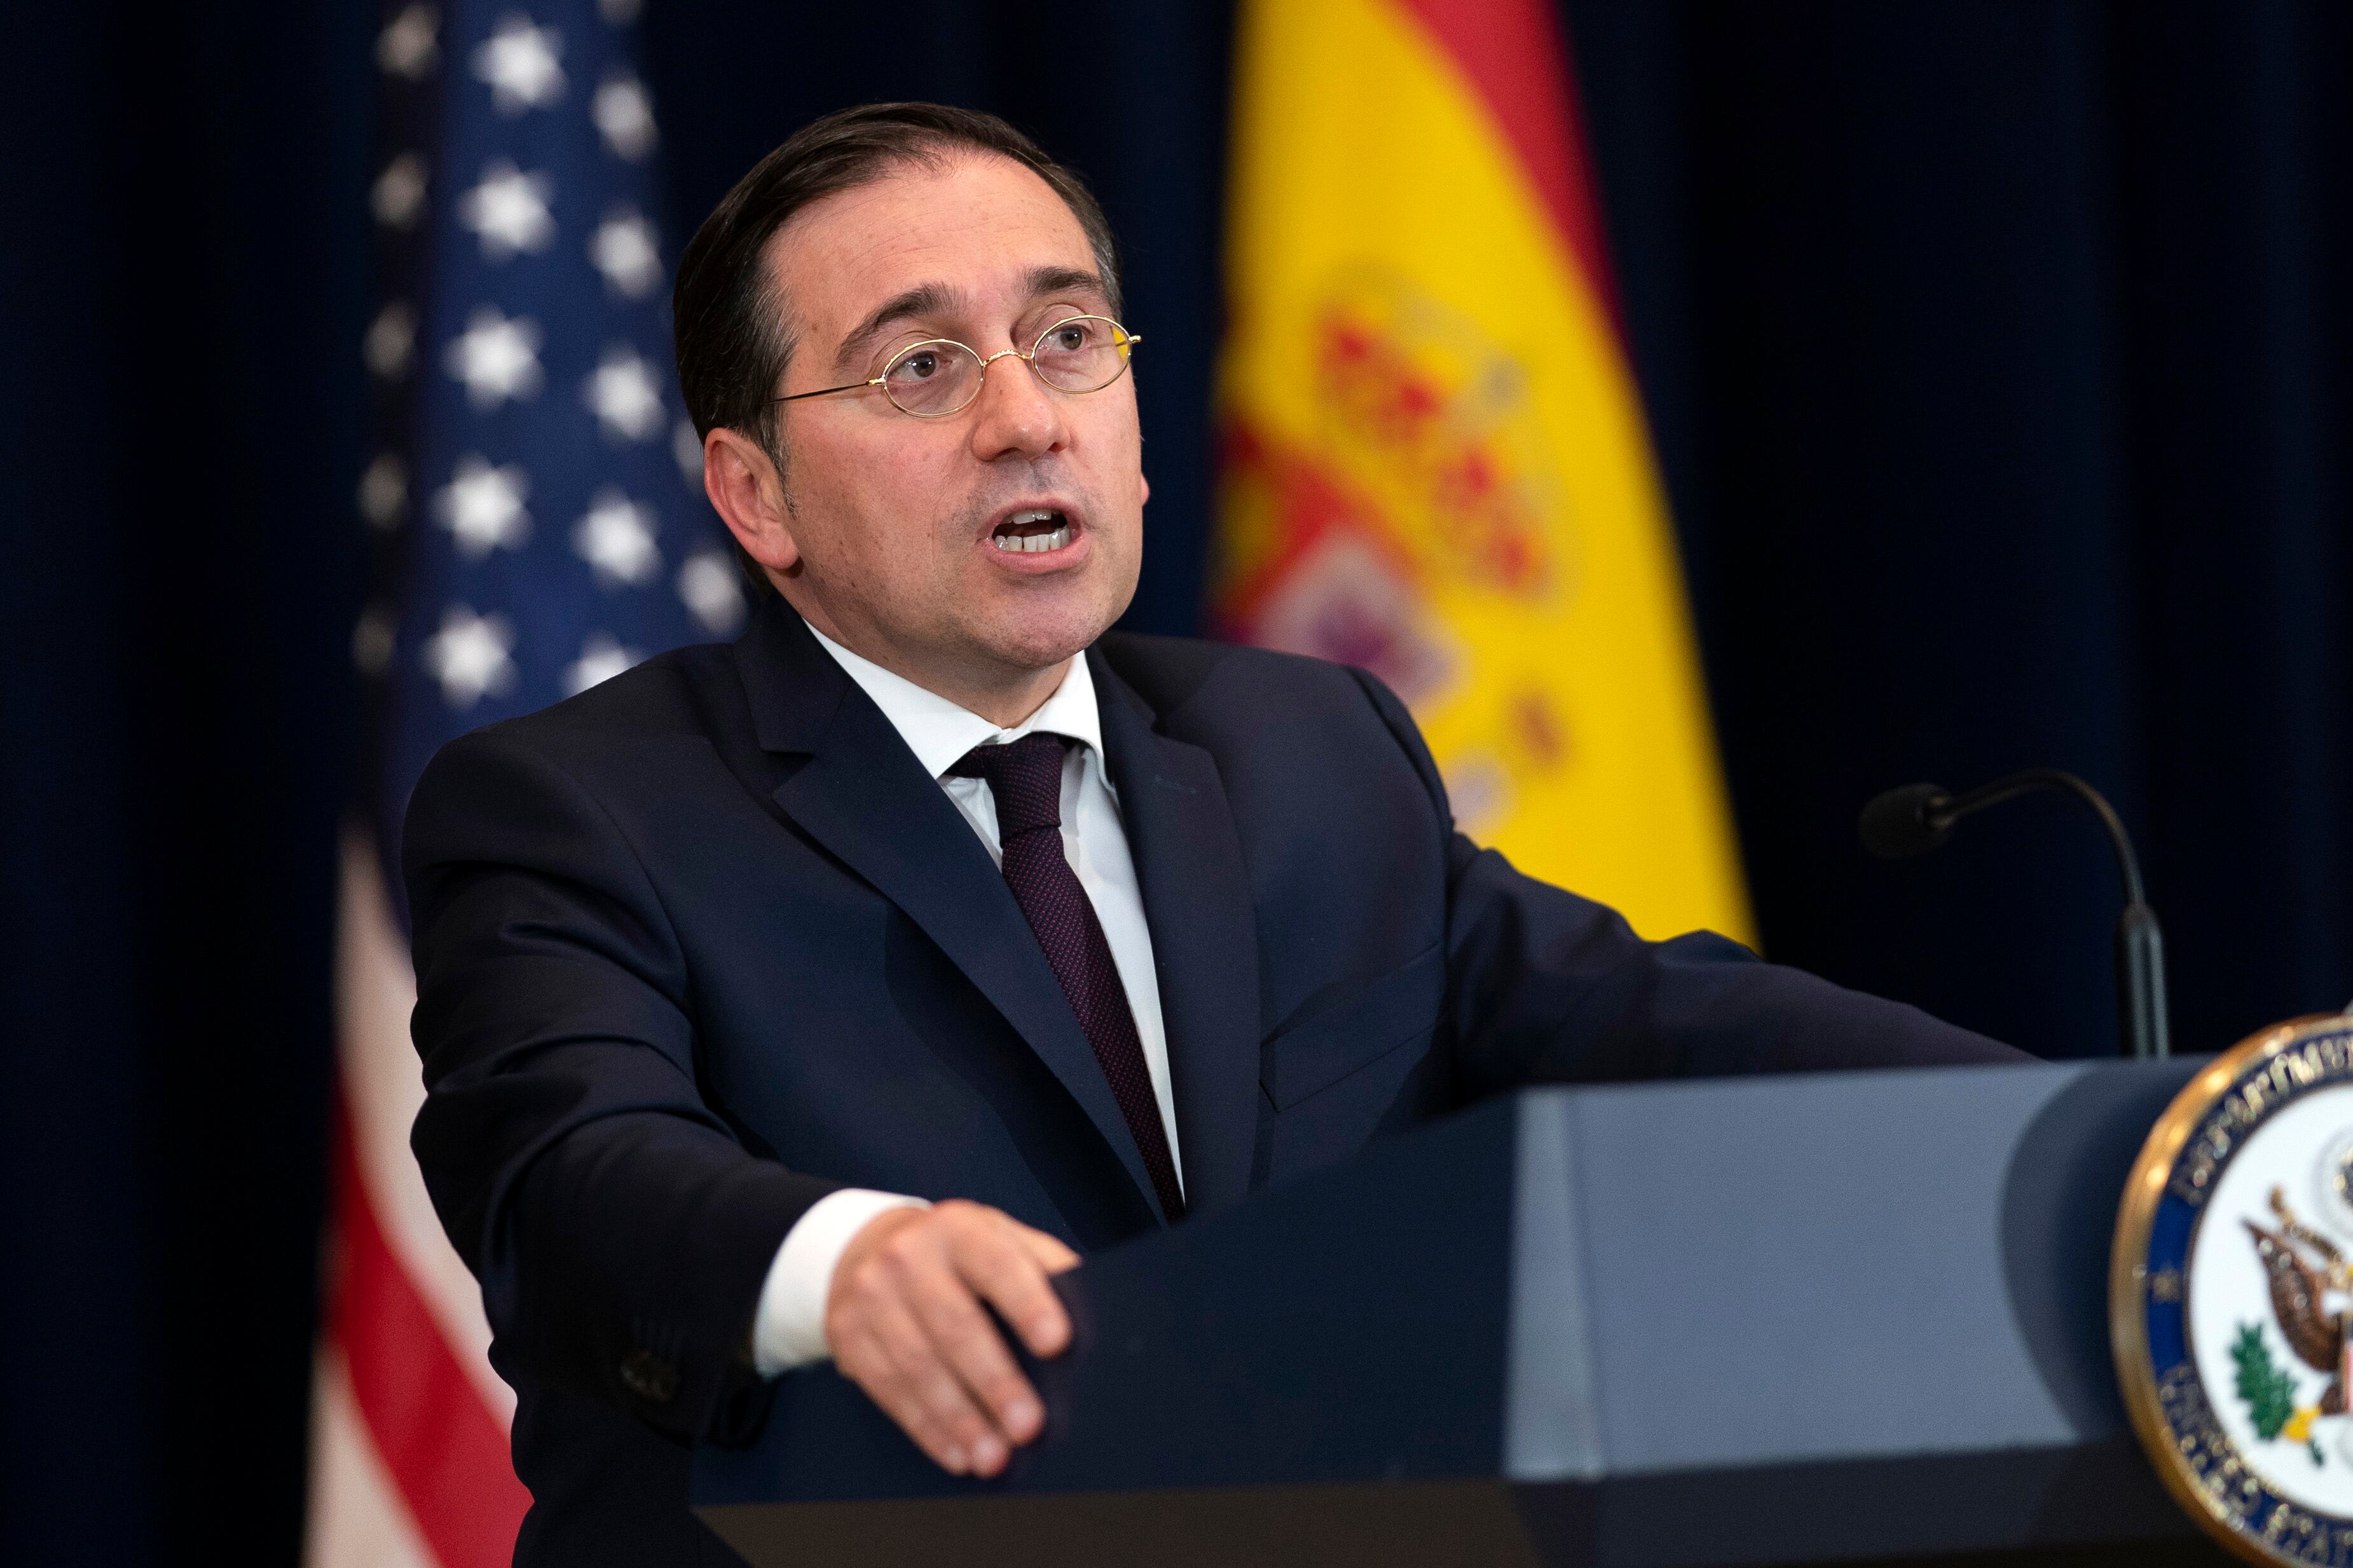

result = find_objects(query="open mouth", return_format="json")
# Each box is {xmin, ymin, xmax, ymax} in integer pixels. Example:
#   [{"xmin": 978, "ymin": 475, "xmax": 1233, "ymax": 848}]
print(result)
[{"xmin": 991, "ymin": 508, "xmax": 1075, "ymax": 554}]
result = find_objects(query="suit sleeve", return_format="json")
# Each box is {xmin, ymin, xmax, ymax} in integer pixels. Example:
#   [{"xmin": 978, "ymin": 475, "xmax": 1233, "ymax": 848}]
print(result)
[
  {"xmin": 402, "ymin": 726, "xmax": 839, "ymax": 1446},
  {"xmin": 1343, "ymin": 669, "xmax": 2030, "ymax": 1086}
]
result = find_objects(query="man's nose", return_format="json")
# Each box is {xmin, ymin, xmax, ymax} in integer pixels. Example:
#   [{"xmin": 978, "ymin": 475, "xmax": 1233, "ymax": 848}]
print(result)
[{"xmin": 966, "ymin": 351, "xmax": 1066, "ymax": 461}]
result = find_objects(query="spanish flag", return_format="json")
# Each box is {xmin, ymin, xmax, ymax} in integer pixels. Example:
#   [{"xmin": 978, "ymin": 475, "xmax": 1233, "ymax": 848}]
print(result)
[{"xmin": 1215, "ymin": 0, "xmax": 1752, "ymax": 944}]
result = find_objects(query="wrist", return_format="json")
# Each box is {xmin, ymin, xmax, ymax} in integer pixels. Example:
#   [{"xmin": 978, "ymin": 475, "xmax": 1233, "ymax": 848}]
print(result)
[{"xmin": 751, "ymin": 1189, "xmax": 929, "ymax": 1376}]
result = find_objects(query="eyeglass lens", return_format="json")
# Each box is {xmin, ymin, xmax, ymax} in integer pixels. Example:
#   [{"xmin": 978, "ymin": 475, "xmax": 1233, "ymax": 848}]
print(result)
[{"xmin": 877, "ymin": 316, "xmax": 1133, "ymax": 416}]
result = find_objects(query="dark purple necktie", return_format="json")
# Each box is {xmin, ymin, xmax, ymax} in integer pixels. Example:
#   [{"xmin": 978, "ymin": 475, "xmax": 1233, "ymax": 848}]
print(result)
[{"xmin": 950, "ymin": 733, "xmax": 1186, "ymax": 1220}]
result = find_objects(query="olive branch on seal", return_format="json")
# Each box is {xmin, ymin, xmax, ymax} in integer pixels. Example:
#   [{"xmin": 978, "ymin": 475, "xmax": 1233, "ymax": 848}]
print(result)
[{"xmin": 2233, "ymin": 1322, "xmax": 2324, "ymax": 1465}]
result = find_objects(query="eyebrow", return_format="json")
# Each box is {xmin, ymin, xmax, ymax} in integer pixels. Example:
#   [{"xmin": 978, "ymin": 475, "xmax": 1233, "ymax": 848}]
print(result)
[
  {"xmin": 830, "ymin": 267, "xmax": 1114, "ymax": 373},
  {"xmin": 1024, "ymin": 265, "xmax": 1110, "ymax": 307},
  {"xmin": 833, "ymin": 283, "xmax": 954, "ymax": 375}
]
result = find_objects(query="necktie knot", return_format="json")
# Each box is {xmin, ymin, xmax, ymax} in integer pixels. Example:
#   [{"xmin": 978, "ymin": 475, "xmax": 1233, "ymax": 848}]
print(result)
[{"xmin": 949, "ymin": 732, "xmax": 1067, "ymax": 838}]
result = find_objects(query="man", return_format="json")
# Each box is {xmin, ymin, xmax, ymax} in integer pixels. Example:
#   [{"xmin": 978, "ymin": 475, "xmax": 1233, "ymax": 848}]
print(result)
[{"xmin": 404, "ymin": 102, "xmax": 2020, "ymax": 1565}]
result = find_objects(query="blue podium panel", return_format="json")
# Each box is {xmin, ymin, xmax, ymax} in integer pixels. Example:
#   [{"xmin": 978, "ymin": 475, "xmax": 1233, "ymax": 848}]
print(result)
[{"xmin": 694, "ymin": 1061, "xmax": 2237, "ymax": 1567}]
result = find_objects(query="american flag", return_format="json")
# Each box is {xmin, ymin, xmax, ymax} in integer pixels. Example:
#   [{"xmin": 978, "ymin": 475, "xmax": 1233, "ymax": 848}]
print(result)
[{"xmin": 311, "ymin": 3, "xmax": 741, "ymax": 1562}]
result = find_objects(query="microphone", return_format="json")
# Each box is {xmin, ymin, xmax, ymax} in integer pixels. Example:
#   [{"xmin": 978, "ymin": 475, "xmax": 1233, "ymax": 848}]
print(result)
[{"xmin": 1859, "ymin": 770, "xmax": 2169, "ymax": 1060}]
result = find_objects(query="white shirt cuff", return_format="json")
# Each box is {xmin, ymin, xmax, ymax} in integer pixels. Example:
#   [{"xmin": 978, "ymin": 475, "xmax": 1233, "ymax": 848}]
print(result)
[{"xmin": 751, "ymin": 1189, "xmax": 931, "ymax": 1376}]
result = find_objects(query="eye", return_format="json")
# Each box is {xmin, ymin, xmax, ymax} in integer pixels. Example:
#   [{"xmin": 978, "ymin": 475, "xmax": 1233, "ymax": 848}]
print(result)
[
  {"xmin": 900, "ymin": 350, "xmax": 939, "ymax": 379},
  {"xmin": 1046, "ymin": 321, "xmax": 1091, "ymax": 352}
]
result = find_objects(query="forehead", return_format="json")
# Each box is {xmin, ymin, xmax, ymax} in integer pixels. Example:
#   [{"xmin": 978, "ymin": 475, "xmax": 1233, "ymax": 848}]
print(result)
[{"xmin": 764, "ymin": 153, "xmax": 1099, "ymax": 336}]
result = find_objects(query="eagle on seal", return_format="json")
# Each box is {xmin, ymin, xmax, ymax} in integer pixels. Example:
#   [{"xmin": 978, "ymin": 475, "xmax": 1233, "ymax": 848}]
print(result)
[{"xmin": 2247, "ymin": 1185, "xmax": 2353, "ymax": 1414}]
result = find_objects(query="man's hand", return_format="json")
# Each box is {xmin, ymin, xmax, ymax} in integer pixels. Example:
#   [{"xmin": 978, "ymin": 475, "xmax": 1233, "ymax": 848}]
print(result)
[{"xmin": 824, "ymin": 1199, "xmax": 1080, "ymax": 1476}]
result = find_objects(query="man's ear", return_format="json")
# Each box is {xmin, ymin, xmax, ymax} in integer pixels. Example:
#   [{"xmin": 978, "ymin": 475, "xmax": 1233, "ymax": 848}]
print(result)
[{"xmin": 703, "ymin": 427, "xmax": 802, "ymax": 575}]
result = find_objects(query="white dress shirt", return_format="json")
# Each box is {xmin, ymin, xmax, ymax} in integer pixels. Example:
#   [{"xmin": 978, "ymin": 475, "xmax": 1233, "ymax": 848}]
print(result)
[{"xmin": 750, "ymin": 621, "xmax": 1179, "ymax": 1375}]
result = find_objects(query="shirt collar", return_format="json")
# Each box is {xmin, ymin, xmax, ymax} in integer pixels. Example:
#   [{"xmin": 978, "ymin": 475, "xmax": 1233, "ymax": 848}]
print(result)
[{"xmin": 802, "ymin": 618, "xmax": 1104, "ymax": 781}]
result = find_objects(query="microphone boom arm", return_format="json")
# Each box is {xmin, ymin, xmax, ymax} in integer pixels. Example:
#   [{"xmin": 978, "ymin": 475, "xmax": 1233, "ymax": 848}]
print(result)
[
  {"xmin": 1861, "ymin": 769, "xmax": 2170, "ymax": 1060},
  {"xmin": 1933, "ymin": 769, "xmax": 2146, "ymax": 910}
]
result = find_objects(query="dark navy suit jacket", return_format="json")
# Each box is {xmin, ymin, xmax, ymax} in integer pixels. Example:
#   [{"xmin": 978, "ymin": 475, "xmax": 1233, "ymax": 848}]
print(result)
[{"xmin": 403, "ymin": 598, "xmax": 2019, "ymax": 1564}]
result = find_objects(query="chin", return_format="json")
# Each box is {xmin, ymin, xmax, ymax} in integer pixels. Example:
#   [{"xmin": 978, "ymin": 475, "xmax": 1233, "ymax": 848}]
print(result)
[{"xmin": 977, "ymin": 585, "xmax": 1125, "ymax": 672}]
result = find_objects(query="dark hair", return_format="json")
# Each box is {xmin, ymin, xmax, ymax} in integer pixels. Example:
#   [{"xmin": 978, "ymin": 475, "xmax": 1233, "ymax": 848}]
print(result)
[{"xmin": 673, "ymin": 103, "xmax": 1123, "ymax": 595}]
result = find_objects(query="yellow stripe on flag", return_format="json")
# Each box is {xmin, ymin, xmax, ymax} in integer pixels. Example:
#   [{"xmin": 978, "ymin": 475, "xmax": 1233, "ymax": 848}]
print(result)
[{"xmin": 1216, "ymin": 0, "xmax": 1753, "ymax": 944}]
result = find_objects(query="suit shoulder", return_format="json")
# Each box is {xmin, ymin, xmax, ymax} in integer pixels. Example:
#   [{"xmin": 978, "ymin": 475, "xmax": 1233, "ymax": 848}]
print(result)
[
  {"xmin": 1094, "ymin": 631, "xmax": 1370, "ymax": 719},
  {"xmin": 403, "ymin": 640, "xmax": 750, "ymax": 884},
  {"xmin": 415, "ymin": 639, "xmax": 744, "ymax": 801},
  {"xmin": 455, "ymin": 641, "xmax": 737, "ymax": 751},
  {"xmin": 1095, "ymin": 631, "xmax": 1445, "ymax": 823}
]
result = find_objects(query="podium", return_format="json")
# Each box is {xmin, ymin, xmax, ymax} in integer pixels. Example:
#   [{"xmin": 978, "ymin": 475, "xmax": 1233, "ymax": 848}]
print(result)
[{"xmin": 693, "ymin": 1059, "xmax": 2238, "ymax": 1566}]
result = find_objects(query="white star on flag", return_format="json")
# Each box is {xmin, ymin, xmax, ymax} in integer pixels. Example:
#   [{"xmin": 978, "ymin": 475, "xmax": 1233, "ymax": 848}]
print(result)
[
  {"xmin": 377, "ymin": 4, "xmax": 439, "ymax": 79},
  {"xmin": 333, "ymin": 1, "xmax": 755, "ymax": 1555},
  {"xmin": 573, "ymin": 489, "xmax": 661, "ymax": 585},
  {"xmin": 372, "ymin": 152, "xmax": 429, "ymax": 230},
  {"xmin": 436, "ymin": 455, "xmax": 532, "ymax": 557},
  {"xmin": 364, "ymin": 301, "xmax": 416, "ymax": 380},
  {"xmin": 444, "ymin": 306, "xmax": 544, "ymax": 407},
  {"xmin": 565, "ymin": 632, "xmax": 642, "ymax": 695},
  {"xmin": 592, "ymin": 76, "xmax": 658, "ymax": 161},
  {"xmin": 422, "ymin": 604, "xmax": 519, "ymax": 707},
  {"xmin": 588, "ymin": 209, "xmax": 661, "ymax": 298},
  {"xmin": 677, "ymin": 550, "xmax": 747, "ymax": 635},
  {"xmin": 457, "ymin": 160, "xmax": 556, "ymax": 262},
  {"xmin": 584, "ymin": 347, "xmax": 664, "ymax": 441},
  {"xmin": 473, "ymin": 14, "xmax": 565, "ymax": 115},
  {"xmin": 358, "ymin": 453, "xmax": 407, "ymax": 529}
]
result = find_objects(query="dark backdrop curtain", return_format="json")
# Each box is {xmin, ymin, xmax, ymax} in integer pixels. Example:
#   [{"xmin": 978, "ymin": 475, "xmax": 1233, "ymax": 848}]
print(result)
[
  {"xmin": 4, "ymin": 2, "xmax": 2350, "ymax": 1561},
  {"xmin": 1570, "ymin": 0, "xmax": 2353, "ymax": 1058},
  {"xmin": 1, "ymin": 3, "xmax": 370, "ymax": 1563}
]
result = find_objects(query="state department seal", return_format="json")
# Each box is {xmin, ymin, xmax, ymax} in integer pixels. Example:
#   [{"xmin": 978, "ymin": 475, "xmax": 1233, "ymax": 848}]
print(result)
[{"xmin": 2115, "ymin": 1013, "xmax": 2353, "ymax": 1565}]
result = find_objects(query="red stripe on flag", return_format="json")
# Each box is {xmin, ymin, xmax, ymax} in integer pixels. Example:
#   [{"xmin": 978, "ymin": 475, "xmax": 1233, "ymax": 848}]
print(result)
[
  {"xmin": 1395, "ymin": 0, "xmax": 1624, "ymax": 328},
  {"xmin": 329, "ymin": 1105, "xmax": 531, "ymax": 1568}
]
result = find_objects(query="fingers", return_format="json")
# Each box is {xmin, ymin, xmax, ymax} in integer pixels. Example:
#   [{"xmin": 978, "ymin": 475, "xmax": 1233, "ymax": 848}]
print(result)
[
  {"xmin": 838, "ymin": 1294, "xmax": 987, "ymax": 1475},
  {"xmin": 1013, "ymin": 1223, "xmax": 1082, "ymax": 1275},
  {"xmin": 906, "ymin": 1249, "xmax": 1043, "ymax": 1454},
  {"xmin": 825, "ymin": 1200, "xmax": 1081, "ymax": 1478},
  {"xmin": 964, "ymin": 1220, "xmax": 1074, "ymax": 1360}
]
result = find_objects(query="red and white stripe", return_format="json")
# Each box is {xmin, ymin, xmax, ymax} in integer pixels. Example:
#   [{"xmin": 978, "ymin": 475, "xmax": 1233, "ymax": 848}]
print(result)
[{"xmin": 306, "ymin": 832, "xmax": 531, "ymax": 1567}]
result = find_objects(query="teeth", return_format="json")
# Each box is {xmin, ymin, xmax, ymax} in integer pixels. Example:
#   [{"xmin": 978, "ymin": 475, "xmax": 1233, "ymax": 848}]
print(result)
[{"xmin": 992, "ymin": 516, "xmax": 1073, "ymax": 554}]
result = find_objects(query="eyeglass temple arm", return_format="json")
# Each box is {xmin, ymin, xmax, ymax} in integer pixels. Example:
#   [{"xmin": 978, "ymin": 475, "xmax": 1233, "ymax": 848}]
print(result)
[{"xmin": 772, "ymin": 375, "xmax": 886, "ymax": 406}]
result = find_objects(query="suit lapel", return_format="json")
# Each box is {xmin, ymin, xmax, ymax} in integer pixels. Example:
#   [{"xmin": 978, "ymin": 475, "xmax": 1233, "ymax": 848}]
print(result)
[
  {"xmin": 736, "ymin": 604, "xmax": 1163, "ymax": 1218},
  {"xmin": 1091, "ymin": 651, "xmax": 1263, "ymax": 1217}
]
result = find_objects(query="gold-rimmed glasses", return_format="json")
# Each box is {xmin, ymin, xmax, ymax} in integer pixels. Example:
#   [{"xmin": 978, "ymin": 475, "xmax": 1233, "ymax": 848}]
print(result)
[{"xmin": 771, "ymin": 315, "xmax": 1141, "ymax": 419}]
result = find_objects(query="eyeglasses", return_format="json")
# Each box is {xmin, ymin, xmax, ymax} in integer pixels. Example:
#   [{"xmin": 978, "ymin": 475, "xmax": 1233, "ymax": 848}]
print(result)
[{"xmin": 771, "ymin": 314, "xmax": 1141, "ymax": 419}]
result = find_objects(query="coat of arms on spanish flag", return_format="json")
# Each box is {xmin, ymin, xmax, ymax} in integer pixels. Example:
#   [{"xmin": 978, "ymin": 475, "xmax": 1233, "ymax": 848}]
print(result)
[{"xmin": 1216, "ymin": 0, "xmax": 1752, "ymax": 944}]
